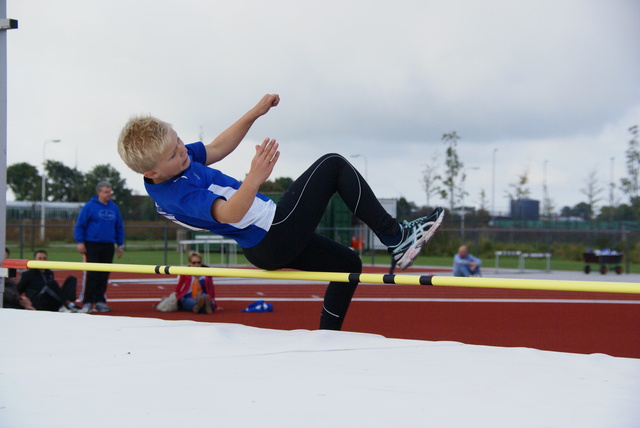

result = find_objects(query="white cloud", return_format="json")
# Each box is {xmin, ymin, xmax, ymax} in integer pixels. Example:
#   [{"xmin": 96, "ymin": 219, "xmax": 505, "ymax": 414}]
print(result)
[{"xmin": 5, "ymin": 0, "xmax": 640, "ymax": 213}]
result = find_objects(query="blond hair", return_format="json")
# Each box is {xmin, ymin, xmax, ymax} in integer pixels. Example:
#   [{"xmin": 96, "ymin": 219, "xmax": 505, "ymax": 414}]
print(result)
[
  {"xmin": 188, "ymin": 250, "xmax": 202, "ymax": 263},
  {"xmin": 117, "ymin": 115, "xmax": 174, "ymax": 174}
]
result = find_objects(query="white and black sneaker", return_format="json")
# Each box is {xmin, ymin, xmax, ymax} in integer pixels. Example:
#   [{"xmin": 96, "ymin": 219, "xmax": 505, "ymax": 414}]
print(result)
[
  {"xmin": 94, "ymin": 302, "xmax": 112, "ymax": 312},
  {"xmin": 59, "ymin": 303, "xmax": 79, "ymax": 313},
  {"xmin": 388, "ymin": 207, "xmax": 445, "ymax": 272}
]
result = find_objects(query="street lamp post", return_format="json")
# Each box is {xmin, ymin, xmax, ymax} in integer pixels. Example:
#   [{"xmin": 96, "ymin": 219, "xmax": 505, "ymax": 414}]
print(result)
[
  {"xmin": 350, "ymin": 154, "xmax": 370, "ymax": 261},
  {"xmin": 461, "ymin": 166, "xmax": 480, "ymax": 241},
  {"xmin": 610, "ymin": 157, "xmax": 614, "ymax": 222},
  {"xmin": 492, "ymin": 148, "xmax": 497, "ymax": 219},
  {"xmin": 40, "ymin": 139, "xmax": 61, "ymax": 241},
  {"xmin": 543, "ymin": 159, "xmax": 549, "ymax": 220},
  {"xmin": 350, "ymin": 154, "xmax": 368, "ymax": 181}
]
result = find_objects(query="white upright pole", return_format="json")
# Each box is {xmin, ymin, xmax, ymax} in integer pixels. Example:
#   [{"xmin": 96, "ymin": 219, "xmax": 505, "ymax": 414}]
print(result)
[
  {"xmin": 492, "ymin": 148, "xmax": 497, "ymax": 218},
  {"xmin": 0, "ymin": 1, "xmax": 18, "ymax": 307}
]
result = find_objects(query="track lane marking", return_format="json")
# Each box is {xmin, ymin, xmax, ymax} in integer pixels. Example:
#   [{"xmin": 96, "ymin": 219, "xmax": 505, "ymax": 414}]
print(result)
[{"xmin": 106, "ymin": 297, "xmax": 640, "ymax": 304}]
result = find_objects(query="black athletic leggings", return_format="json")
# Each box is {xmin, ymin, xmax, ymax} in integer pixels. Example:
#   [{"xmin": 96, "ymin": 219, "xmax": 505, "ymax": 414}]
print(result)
[{"xmin": 243, "ymin": 153, "xmax": 399, "ymax": 330}]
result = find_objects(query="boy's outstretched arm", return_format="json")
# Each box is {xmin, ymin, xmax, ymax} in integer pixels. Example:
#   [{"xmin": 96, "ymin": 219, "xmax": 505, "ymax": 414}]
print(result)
[
  {"xmin": 211, "ymin": 138, "xmax": 280, "ymax": 224},
  {"xmin": 205, "ymin": 94, "xmax": 280, "ymax": 165}
]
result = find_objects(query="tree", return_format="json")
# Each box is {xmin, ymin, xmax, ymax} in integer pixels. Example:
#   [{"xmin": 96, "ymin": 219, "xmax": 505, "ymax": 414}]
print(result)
[
  {"xmin": 541, "ymin": 162, "xmax": 555, "ymax": 220},
  {"xmin": 421, "ymin": 154, "xmax": 441, "ymax": 207},
  {"xmin": 128, "ymin": 195, "xmax": 160, "ymax": 221},
  {"xmin": 560, "ymin": 206, "xmax": 572, "ymax": 218},
  {"xmin": 476, "ymin": 189, "xmax": 491, "ymax": 225},
  {"xmin": 620, "ymin": 125, "xmax": 640, "ymax": 204},
  {"xmin": 7, "ymin": 160, "xmax": 138, "ymax": 219},
  {"xmin": 504, "ymin": 167, "xmax": 531, "ymax": 201},
  {"xmin": 46, "ymin": 160, "xmax": 85, "ymax": 202},
  {"xmin": 82, "ymin": 164, "xmax": 133, "ymax": 217},
  {"xmin": 439, "ymin": 131, "xmax": 464, "ymax": 211},
  {"xmin": 597, "ymin": 205, "xmax": 616, "ymax": 222},
  {"xmin": 259, "ymin": 177, "xmax": 294, "ymax": 193},
  {"xmin": 541, "ymin": 193, "xmax": 556, "ymax": 220},
  {"xmin": 580, "ymin": 168, "xmax": 603, "ymax": 220},
  {"xmin": 614, "ymin": 203, "xmax": 636, "ymax": 221},
  {"xmin": 396, "ymin": 197, "xmax": 417, "ymax": 222},
  {"xmin": 572, "ymin": 202, "xmax": 592, "ymax": 220},
  {"xmin": 7, "ymin": 162, "xmax": 41, "ymax": 201},
  {"xmin": 561, "ymin": 203, "xmax": 592, "ymax": 220}
]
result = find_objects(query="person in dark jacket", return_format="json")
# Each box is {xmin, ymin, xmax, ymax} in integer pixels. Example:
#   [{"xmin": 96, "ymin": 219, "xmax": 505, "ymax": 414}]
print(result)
[
  {"xmin": 17, "ymin": 250, "xmax": 78, "ymax": 312},
  {"xmin": 74, "ymin": 181, "xmax": 125, "ymax": 313},
  {"xmin": 3, "ymin": 248, "xmax": 35, "ymax": 310}
]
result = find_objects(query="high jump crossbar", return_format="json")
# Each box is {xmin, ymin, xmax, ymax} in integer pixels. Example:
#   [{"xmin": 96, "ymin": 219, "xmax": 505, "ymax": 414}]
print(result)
[{"xmin": 2, "ymin": 259, "xmax": 640, "ymax": 295}]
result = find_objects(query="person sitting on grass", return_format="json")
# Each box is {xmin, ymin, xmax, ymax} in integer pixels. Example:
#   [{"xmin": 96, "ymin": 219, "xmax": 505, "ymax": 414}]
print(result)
[{"xmin": 174, "ymin": 251, "xmax": 218, "ymax": 314}]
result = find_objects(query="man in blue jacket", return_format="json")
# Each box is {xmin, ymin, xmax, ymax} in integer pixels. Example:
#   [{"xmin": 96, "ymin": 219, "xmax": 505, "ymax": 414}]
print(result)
[
  {"xmin": 453, "ymin": 245, "xmax": 482, "ymax": 277},
  {"xmin": 74, "ymin": 181, "xmax": 125, "ymax": 313}
]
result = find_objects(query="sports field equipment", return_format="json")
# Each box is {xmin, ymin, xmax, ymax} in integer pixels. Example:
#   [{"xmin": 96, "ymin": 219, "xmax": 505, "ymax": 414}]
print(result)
[{"xmin": 3, "ymin": 259, "xmax": 640, "ymax": 294}]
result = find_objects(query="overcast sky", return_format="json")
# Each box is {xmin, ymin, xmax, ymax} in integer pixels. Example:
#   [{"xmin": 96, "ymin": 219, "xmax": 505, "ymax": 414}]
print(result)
[{"xmin": 5, "ymin": 0, "xmax": 640, "ymax": 215}]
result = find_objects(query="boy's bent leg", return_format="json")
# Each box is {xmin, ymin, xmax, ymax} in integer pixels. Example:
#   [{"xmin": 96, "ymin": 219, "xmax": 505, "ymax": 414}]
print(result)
[
  {"xmin": 274, "ymin": 154, "xmax": 399, "ymax": 246},
  {"xmin": 249, "ymin": 153, "xmax": 403, "ymax": 270},
  {"xmin": 287, "ymin": 233, "xmax": 362, "ymax": 331},
  {"xmin": 320, "ymin": 281, "xmax": 358, "ymax": 330}
]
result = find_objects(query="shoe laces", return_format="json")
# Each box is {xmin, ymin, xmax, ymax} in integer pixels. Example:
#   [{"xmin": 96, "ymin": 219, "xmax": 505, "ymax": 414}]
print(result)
[{"xmin": 401, "ymin": 215, "xmax": 433, "ymax": 239}]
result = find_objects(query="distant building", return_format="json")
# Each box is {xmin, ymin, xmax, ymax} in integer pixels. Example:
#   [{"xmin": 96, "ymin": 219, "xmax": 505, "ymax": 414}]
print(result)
[
  {"xmin": 510, "ymin": 199, "xmax": 539, "ymax": 221},
  {"xmin": 6, "ymin": 201, "xmax": 84, "ymax": 222}
]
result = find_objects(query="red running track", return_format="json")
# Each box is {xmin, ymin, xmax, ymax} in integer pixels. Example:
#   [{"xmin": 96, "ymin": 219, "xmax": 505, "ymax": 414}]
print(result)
[{"xmin": 51, "ymin": 267, "xmax": 640, "ymax": 358}]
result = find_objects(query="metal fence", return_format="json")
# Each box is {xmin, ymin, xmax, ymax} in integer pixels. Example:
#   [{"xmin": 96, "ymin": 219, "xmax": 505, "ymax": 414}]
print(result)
[
  {"xmin": 452, "ymin": 227, "xmax": 635, "ymax": 250},
  {"xmin": 6, "ymin": 221, "xmax": 639, "ymax": 264}
]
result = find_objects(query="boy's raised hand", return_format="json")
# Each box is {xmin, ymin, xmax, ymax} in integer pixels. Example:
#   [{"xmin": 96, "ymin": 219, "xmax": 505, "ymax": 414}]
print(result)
[
  {"xmin": 252, "ymin": 94, "xmax": 280, "ymax": 118},
  {"xmin": 247, "ymin": 137, "xmax": 280, "ymax": 187},
  {"xmin": 211, "ymin": 137, "xmax": 280, "ymax": 224}
]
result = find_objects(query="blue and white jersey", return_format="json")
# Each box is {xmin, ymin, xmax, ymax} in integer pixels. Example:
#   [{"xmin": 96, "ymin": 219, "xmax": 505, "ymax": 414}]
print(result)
[{"xmin": 144, "ymin": 142, "xmax": 276, "ymax": 248}]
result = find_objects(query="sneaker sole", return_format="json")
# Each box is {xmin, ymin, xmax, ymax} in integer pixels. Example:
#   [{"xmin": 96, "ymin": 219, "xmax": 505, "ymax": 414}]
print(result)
[{"xmin": 396, "ymin": 209, "xmax": 445, "ymax": 270}]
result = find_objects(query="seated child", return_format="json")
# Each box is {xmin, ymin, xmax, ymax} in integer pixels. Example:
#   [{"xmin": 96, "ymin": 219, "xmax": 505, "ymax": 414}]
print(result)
[{"xmin": 174, "ymin": 251, "xmax": 218, "ymax": 314}]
